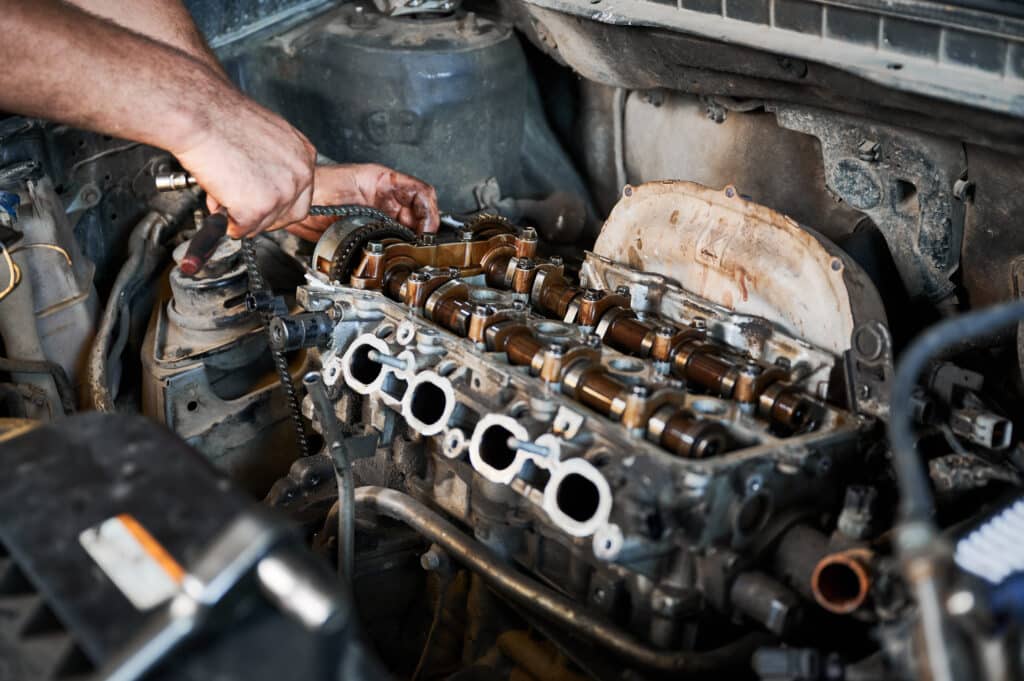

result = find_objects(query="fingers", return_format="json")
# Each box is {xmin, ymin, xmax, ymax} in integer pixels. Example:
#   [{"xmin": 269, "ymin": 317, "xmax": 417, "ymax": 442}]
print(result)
[
  {"xmin": 375, "ymin": 170, "xmax": 439, "ymax": 234},
  {"xmin": 285, "ymin": 223, "xmax": 323, "ymax": 241},
  {"xmin": 276, "ymin": 164, "xmax": 441, "ymax": 242},
  {"xmin": 221, "ymin": 157, "xmax": 315, "ymax": 239}
]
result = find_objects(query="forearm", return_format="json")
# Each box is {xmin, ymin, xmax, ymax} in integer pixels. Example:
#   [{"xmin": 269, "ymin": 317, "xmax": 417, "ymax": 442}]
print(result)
[
  {"xmin": 65, "ymin": 0, "xmax": 226, "ymax": 78},
  {"xmin": 0, "ymin": 1, "xmax": 232, "ymax": 156}
]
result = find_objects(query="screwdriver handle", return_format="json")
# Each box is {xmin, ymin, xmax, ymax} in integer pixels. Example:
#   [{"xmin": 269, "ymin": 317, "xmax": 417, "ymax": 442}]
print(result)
[{"xmin": 179, "ymin": 209, "xmax": 228, "ymax": 277}]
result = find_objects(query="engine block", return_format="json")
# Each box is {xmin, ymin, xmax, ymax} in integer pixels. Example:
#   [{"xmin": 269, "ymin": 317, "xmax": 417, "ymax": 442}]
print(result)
[{"xmin": 294, "ymin": 183, "xmax": 877, "ymax": 646}]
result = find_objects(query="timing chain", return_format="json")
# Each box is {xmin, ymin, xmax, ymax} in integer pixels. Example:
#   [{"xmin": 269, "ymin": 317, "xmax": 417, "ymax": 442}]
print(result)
[
  {"xmin": 307, "ymin": 204, "xmax": 399, "ymax": 225},
  {"xmin": 240, "ymin": 205, "xmax": 399, "ymax": 458},
  {"xmin": 242, "ymin": 236, "xmax": 310, "ymax": 456}
]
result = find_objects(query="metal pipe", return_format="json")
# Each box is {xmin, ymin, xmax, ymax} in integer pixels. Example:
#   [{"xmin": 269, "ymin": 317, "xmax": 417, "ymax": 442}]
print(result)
[
  {"xmin": 304, "ymin": 372, "xmax": 355, "ymax": 583},
  {"xmin": 354, "ymin": 486, "xmax": 771, "ymax": 674},
  {"xmin": 0, "ymin": 250, "xmax": 63, "ymax": 415},
  {"xmin": 811, "ymin": 549, "xmax": 873, "ymax": 615}
]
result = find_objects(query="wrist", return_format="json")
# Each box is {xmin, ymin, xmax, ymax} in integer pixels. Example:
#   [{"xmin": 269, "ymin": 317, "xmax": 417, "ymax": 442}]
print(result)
[{"xmin": 158, "ymin": 61, "xmax": 235, "ymax": 157}]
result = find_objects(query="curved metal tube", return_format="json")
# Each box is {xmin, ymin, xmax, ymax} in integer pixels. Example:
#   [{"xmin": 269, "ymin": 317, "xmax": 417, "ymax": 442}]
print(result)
[
  {"xmin": 354, "ymin": 486, "xmax": 771, "ymax": 674},
  {"xmin": 305, "ymin": 372, "xmax": 355, "ymax": 583}
]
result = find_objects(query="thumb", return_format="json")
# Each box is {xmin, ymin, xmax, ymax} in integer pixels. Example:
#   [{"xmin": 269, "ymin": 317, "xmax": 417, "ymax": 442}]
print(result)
[
  {"xmin": 206, "ymin": 194, "xmax": 222, "ymax": 214},
  {"xmin": 205, "ymin": 196, "xmax": 246, "ymax": 239}
]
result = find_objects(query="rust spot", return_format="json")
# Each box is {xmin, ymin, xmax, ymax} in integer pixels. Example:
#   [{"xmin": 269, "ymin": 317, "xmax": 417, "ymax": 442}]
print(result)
[
  {"xmin": 700, "ymin": 248, "xmax": 717, "ymax": 260},
  {"xmin": 627, "ymin": 246, "xmax": 642, "ymax": 268},
  {"xmin": 670, "ymin": 210, "xmax": 680, "ymax": 225},
  {"xmin": 722, "ymin": 291, "xmax": 734, "ymax": 308},
  {"xmin": 737, "ymin": 269, "xmax": 749, "ymax": 301}
]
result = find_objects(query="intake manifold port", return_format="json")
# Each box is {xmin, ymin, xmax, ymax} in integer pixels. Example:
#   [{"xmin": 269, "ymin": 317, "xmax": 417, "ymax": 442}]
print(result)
[
  {"xmin": 402, "ymin": 371, "xmax": 455, "ymax": 436},
  {"xmin": 470, "ymin": 414, "xmax": 529, "ymax": 484},
  {"xmin": 341, "ymin": 334, "xmax": 393, "ymax": 395},
  {"xmin": 543, "ymin": 458, "xmax": 612, "ymax": 538}
]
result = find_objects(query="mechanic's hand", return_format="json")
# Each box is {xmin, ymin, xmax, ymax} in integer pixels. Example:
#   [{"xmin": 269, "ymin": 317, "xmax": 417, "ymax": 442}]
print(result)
[
  {"xmin": 172, "ymin": 92, "xmax": 316, "ymax": 238},
  {"xmin": 286, "ymin": 163, "xmax": 439, "ymax": 241}
]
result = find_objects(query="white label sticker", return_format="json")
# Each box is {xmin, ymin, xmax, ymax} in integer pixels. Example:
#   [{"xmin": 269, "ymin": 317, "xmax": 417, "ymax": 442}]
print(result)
[{"xmin": 79, "ymin": 514, "xmax": 184, "ymax": 610}]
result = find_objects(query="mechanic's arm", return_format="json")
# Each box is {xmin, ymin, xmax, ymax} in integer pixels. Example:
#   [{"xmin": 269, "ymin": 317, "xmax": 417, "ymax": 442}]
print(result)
[
  {"xmin": 65, "ymin": 0, "xmax": 226, "ymax": 78},
  {"xmin": 60, "ymin": 0, "xmax": 440, "ymax": 236},
  {"xmin": 0, "ymin": 1, "xmax": 438, "ymax": 236},
  {"xmin": 0, "ymin": 0, "xmax": 311, "ymax": 236}
]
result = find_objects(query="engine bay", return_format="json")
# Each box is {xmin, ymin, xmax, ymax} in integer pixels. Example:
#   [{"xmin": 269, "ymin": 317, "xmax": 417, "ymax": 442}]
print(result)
[{"xmin": 2, "ymin": 1, "xmax": 1024, "ymax": 680}]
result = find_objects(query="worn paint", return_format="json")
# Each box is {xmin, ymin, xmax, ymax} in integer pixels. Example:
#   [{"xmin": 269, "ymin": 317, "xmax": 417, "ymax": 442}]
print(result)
[{"xmin": 593, "ymin": 181, "xmax": 887, "ymax": 354}]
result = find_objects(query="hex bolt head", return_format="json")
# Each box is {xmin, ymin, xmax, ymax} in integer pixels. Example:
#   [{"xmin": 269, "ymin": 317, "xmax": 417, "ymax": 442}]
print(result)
[
  {"xmin": 521, "ymin": 227, "xmax": 538, "ymax": 241},
  {"xmin": 657, "ymin": 326, "xmax": 675, "ymax": 337},
  {"xmin": 857, "ymin": 139, "xmax": 880, "ymax": 162},
  {"xmin": 953, "ymin": 178, "xmax": 975, "ymax": 202},
  {"xmin": 631, "ymin": 385, "xmax": 650, "ymax": 398},
  {"xmin": 549, "ymin": 255, "xmax": 563, "ymax": 267},
  {"xmin": 615, "ymin": 285, "xmax": 630, "ymax": 297},
  {"xmin": 420, "ymin": 548, "xmax": 442, "ymax": 571},
  {"xmin": 367, "ymin": 241, "xmax": 384, "ymax": 254},
  {"xmin": 583, "ymin": 288, "xmax": 604, "ymax": 302},
  {"xmin": 547, "ymin": 343, "xmax": 565, "ymax": 357}
]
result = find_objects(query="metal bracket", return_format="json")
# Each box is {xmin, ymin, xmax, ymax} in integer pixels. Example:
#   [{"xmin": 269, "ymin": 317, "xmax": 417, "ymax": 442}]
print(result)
[
  {"xmin": 844, "ymin": 320, "xmax": 894, "ymax": 420},
  {"xmin": 775, "ymin": 105, "xmax": 966, "ymax": 304}
]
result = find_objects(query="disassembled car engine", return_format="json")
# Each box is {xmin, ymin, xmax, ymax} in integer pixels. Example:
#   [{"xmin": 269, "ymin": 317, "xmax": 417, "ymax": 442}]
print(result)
[{"xmin": 2, "ymin": 1, "xmax": 1024, "ymax": 680}]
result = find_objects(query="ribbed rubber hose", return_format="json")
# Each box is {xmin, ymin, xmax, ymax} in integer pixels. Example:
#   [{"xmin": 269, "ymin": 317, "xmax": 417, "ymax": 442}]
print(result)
[{"xmin": 888, "ymin": 300, "xmax": 1024, "ymax": 526}]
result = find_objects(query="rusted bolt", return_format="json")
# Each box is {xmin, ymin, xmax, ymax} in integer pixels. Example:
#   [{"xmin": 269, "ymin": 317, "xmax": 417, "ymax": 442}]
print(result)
[{"xmin": 857, "ymin": 140, "xmax": 880, "ymax": 162}]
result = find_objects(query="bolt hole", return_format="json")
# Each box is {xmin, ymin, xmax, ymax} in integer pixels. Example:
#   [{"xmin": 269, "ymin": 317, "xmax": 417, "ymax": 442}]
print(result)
[{"xmin": 186, "ymin": 400, "xmax": 199, "ymax": 412}]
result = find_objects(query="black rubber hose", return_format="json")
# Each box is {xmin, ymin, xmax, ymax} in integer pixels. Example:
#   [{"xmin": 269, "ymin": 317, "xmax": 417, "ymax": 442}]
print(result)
[
  {"xmin": 0, "ymin": 357, "xmax": 75, "ymax": 414},
  {"xmin": 888, "ymin": 300, "xmax": 1024, "ymax": 525}
]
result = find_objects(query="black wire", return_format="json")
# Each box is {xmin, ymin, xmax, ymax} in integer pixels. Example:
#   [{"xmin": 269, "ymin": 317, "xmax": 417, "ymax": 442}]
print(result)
[{"xmin": 888, "ymin": 300, "xmax": 1024, "ymax": 525}]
